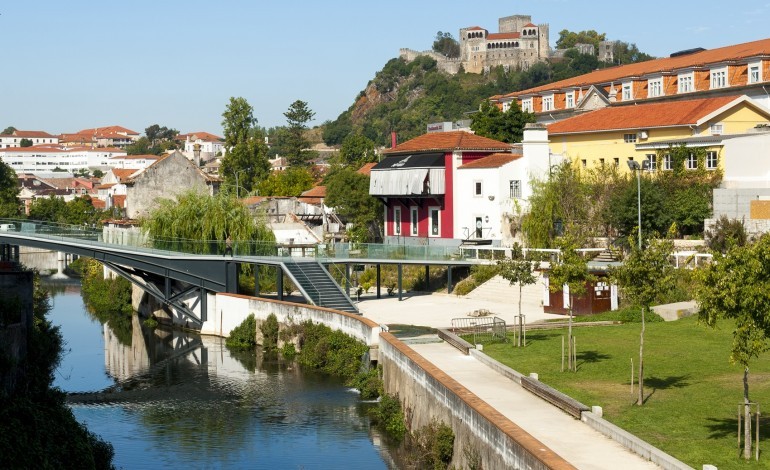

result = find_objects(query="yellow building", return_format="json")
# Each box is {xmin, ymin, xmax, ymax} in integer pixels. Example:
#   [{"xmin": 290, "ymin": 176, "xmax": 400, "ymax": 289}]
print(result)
[{"xmin": 546, "ymin": 94, "xmax": 770, "ymax": 173}]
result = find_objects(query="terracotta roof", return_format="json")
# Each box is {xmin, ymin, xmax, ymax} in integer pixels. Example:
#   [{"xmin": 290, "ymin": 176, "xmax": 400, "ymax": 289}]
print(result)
[
  {"xmin": 97, "ymin": 183, "xmax": 116, "ymax": 189},
  {"xmin": 458, "ymin": 153, "xmax": 522, "ymax": 169},
  {"xmin": 487, "ymin": 32, "xmax": 521, "ymax": 40},
  {"xmin": 524, "ymin": 23, "xmax": 537, "ymax": 28},
  {"xmin": 547, "ymin": 95, "xmax": 745, "ymax": 134},
  {"xmin": 3, "ymin": 130, "xmax": 56, "ymax": 138},
  {"xmin": 357, "ymin": 162, "xmax": 376, "ymax": 175},
  {"xmin": 91, "ymin": 198, "xmax": 106, "ymax": 209},
  {"xmin": 180, "ymin": 131, "xmax": 223, "ymax": 142},
  {"xmin": 111, "ymin": 154, "xmax": 159, "ymax": 160},
  {"xmin": 384, "ymin": 131, "xmax": 511, "ymax": 155},
  {"xmin": 467, "ymin": 26, "xmax": 484, "ymax": 31},
  {"xmin": 112, "ymin": 195, "xmax": 126, "ymax": 208},
  {"xmin": 242, "ymin": 196, "xmax": 268, "ymax": 205},
  {"xmin": 0, "ymin": 145, "xmax": 63, "ymax": 153},
  {"xmin": 76, "ymin": 125, "xmax": 139, "ymax": 136},
  {"xmin": 109, "ymin": 169, "xmax": 139, "ymax": 181},
  {"xmin": 301, "ymin": 186, "xmax": 326, "ymax": 198},
  {"xmin": 501, "ymin": 37, "xmax": 770, "ymax": 99}
]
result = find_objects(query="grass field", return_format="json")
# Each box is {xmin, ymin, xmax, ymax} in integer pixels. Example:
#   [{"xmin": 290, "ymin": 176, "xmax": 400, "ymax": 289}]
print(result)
[{"xmin": 480, "ymin": 316, "xmax": 770, "ymax": 469}]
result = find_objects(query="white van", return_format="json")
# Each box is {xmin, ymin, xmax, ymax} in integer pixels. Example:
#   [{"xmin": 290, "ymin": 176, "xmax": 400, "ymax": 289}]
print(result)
[{"xmin": 0, "ymin": 224, "xmax": 15, "ymax": 231}]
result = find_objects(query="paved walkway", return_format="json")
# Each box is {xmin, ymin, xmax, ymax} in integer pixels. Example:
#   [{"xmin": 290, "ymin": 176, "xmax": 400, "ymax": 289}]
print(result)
[{"xmin": 358, "ymin": 292, "xmax": 663, "ymax": 469}]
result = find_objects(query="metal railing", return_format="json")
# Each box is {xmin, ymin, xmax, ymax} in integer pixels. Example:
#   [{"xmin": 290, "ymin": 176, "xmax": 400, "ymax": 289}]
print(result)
[{"xmin": 450, "ymin": 316, "xmax": 507, "ymax": 344}]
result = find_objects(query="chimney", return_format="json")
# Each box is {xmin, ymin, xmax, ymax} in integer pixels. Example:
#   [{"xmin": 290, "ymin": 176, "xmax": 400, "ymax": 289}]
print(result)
[{"xmin": 391, "ymin": 131, "xmax": 397, "ymax": 149}]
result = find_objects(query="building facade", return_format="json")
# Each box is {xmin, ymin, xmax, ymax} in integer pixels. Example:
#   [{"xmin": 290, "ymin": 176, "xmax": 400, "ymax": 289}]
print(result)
[
  {"xmin": 0, "ymin": 145, "xmax": 127, "ymax": 174},
  {"xmin": 0, "ymin": 130, "xmax": 58, "ymax": 149}
]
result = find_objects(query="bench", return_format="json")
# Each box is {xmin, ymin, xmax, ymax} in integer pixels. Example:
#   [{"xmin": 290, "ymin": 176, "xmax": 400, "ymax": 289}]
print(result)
[
  {"xmin": 520, "ymin": 376, "xmax": 590, "ymax": 419},
  {"xmin": 438, "ymin": 328, "xmax": 474, "ymax": 355}
]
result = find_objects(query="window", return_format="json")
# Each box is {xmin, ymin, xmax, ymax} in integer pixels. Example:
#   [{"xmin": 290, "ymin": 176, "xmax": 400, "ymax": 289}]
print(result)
[
  {"xmin": 624, "ymin": 133, "xmax": 637, "ymax": 143},
  {"xmin": 565, "ymin": 92, "xmax": 575, "ymax": 108},
  {"xmin": 429, "ymin": 208, "xmax": 440, "ymax": 237},
  {"xmin": 622, "ymin": 82, "xmax": 633, "ymax": 101},
  {"xmin": 710, "ymin": 123, "xmax": 723, "ymax": 135},
  {"xmin": 646, "ymin": 154, "xmax": 657, "ymax": 170},
  {"xmin": 542, "ymin": 95, "xmax": 554, "ymax": 112},
  {"xmin": 393, "ymin": 207, "xmax": 401, "ymax": 235},
  {"xmin": 474, "ymin": 181, "xmax": 482, "ymax": 196},
  {"xmin": 678, "ymin": 73, "xmax": 694, "ymax": 93},
  {"xmin": 648, "ymin": 77, "xmax": 663, "ymax": 98},
  {"xmin": 581, "ymin": 159, "xmax": 587, "ymax": 168},
  {"xmin": 686, "ymin": 154, "xmax": 697, "ymax": 170},
  {"xmin": 521, "ymin": 98, "xmax": 533, "ymax": 112},
  {"xmin": 599, "ymin": 158, "xmax": 605, "ymax": 166},
  {"xmin": 749, "ymin": 63, "xmax": 761, "ymax": 84},
  {"xmin": 706, "ymin": 151, "xmax": 718, "ymax": 170},
  {"xmin": 509, "ymin": 180, "xmax": 521, "ymax": 198},
  {"xmin": 711, "ymin": 67, "xmax": 728, "ymax": 89},
  {"xmin": 663, "ymin": 154, "xmax": 672, "ymax": 170},
  {"xmin": 614, "ymin": 157, "xmax": 620, "ymax": 167},
  {"xmin": 502, "ymin": 101, "xmax": 511, "ymax": 112}
]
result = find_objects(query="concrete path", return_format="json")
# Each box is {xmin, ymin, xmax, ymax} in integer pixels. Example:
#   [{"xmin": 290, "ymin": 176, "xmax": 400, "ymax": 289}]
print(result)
[{"xmin": 357, "ymin": 292, "xmax": 664, "ymax": 469}]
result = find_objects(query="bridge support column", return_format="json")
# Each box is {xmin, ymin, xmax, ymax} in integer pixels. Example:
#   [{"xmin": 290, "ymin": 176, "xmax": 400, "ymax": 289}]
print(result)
[
  {"xmin": 376, "ymin": 264, "xmax": 381, "ymax": 299},
  {"xmin": 398, "ymin": 264, "xmax": 402, "ymax": 301},
  {"xmin": 201, "ymin": 288, "xmax": 207, "ymax": 322},
  {"xmin": 447, "ymin": 266, "xmax": 453, "ymax": 294},
  {"xmin": 225, "ymin": 261, "xmax": 238, "ymax": 293},
  {"xmin": 276, "ymin": 266, "xmax": 283, "ymax": 301},
  {"xmin": 253, "ymin": 264, "xmax": 260, "ymax": 296}
]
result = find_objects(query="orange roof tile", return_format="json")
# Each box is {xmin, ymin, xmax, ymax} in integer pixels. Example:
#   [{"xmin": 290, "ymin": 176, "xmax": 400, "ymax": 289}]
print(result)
[
  {"xmin": 91, "ymin": 198, "xmax": 106, "ymax": 209},
  {"xmin": 384, "ymin": 131, "xmax": 511, "ymax": 155},
  {"xmin": 301, "ymin": 186, "xmax": 326, "ymax": 198},
  {"xmin": 109, "ymin": 169, "xmax": 139, "ymax": 181},
  {"xmin": 458, "ymin": 153, "xmax": 522, "ymax": 169},
  {"xmin": 523, "ymin": 23, "xmax": 537, "ymax": 28},
  {"xmin": 180, "ymin": 131, "xmax": 223, "ymax": 142},
  {"xmin": 501, "ymin": 37, "xmax": 770, "ymax": 99},
  {"xmin": 547, "ymin": 95, "xmax": 744, "ymax": 134},
  {"xmin": 487, "ymin": 32, "xmax": 521, "ymax": 40},
  {"xmin": 4, "ymin": 130, "xmax": 56, "ymax": 138},
  {"xmin": 111, "ymin": 154, "xmax": 159, "ymax": 160},
  {"xmin": 112, "ymin": 195, "xmax": 126, "ymax": 208},
  {"xmin": 357, "ymin": 162, "xmax": 376, "ymax": 175}
]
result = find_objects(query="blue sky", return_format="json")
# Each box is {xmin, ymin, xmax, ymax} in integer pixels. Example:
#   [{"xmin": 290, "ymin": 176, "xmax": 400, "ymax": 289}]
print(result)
[{"xmin": 3, "ymin": 0, "xmax": 769, "ymax": 137}]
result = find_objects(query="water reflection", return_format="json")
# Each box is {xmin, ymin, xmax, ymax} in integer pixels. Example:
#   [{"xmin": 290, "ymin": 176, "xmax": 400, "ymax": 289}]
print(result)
[{"xmin": 47, "ymin": 283, "xmax": 396, "ymax": 469}]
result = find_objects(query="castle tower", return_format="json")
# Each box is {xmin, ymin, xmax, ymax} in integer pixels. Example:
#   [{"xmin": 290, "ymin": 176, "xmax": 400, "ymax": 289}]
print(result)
[
  {"xmin": 499, "ymin": 15, "xmax": 532, "ymax": 34},
  {"xmin": 460, "ymin": 26, "xmax": 488, "ymax": 74},
  {"xmin": 538, "ymin": 23, "xmax": 550, "ymax": 59}
]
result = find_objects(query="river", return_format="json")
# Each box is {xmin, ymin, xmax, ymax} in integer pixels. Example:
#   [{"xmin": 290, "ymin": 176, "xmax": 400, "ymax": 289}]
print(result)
[{"xmin": 46, "ymin": 281, "xmax": 398, "ymax": 469}]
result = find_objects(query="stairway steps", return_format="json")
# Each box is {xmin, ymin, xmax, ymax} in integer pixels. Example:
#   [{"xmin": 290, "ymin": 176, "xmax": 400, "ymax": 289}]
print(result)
[{"xmin": 282, "ymin": 261, "xmax": 359, "ymax": 314}]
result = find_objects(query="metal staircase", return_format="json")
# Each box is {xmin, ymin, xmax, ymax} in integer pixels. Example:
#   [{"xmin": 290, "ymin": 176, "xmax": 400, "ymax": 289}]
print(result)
[{"xmin": 282, "ymin": 260, "xmax": 359, "ymax": 315}]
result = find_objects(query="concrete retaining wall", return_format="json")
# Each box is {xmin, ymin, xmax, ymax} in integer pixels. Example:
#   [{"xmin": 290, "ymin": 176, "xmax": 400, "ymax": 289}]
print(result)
[
  {"xmin": 206, "ymin": 294, "xmax": 381, "ymax": 349},
  {"xmin": 379, "ymin": 333, "xmax": 575, "ymax": 470}
]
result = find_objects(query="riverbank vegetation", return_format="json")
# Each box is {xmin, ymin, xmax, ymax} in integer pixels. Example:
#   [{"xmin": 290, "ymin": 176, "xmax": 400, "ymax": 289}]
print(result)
[
  {"xmin": 480, "ymin": 315, "xmax": 770, "ymax": 468},
  {"xmin": 0, "ymin": 272, "xmax": 114, "ymax": 469},
  {"xmin": 78, "ymin": 258, "xmax": 135, "ymax": 345}
]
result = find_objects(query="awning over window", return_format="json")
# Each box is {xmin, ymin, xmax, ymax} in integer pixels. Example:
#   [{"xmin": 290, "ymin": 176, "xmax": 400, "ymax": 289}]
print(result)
[{"xmin": 370, "ymin": 153, "xmax": 445, "ymax": 196}]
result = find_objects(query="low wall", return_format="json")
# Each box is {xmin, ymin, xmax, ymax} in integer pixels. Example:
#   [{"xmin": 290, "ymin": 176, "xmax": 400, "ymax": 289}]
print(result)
[
  {"xmin": 206, "ymin": 294, "xmax": 381, "ymax": 349},
  {"xmin": 379, "ymin": 332, "xmax": 575, "ymax": 470}
]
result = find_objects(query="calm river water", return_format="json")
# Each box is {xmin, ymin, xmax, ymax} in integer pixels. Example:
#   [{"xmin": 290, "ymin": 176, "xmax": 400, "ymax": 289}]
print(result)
[{"xmin": 47, "ymin": 281, "xmax": 397, "ymax": 469}]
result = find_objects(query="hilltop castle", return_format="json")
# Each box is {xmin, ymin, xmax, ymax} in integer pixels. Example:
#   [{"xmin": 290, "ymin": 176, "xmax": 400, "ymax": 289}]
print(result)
[{"xmin": 400, "ymin": 14, "xmax": 616, "ymax": 75}]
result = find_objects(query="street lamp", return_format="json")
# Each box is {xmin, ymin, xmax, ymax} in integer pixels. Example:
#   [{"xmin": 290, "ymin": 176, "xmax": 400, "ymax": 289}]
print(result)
[
  {"xmin": 626, "ymin": 159, "xmax": 651, "ymax": 250},
  {"xmin": 234, "ymin": 168, "xmax": 250, "ymax": 198}
]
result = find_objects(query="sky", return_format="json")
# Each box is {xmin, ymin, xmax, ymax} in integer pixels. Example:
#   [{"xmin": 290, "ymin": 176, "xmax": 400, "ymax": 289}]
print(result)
[{"xmin": 2, "ymin": 1, "xmax": 770, "ymax": 137}]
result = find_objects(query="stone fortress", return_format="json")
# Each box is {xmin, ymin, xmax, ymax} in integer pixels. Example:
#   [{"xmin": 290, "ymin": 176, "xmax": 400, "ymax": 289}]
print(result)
[{"xmin": 400, "ymin": 14, "xmax": 616, "ymax": 75}]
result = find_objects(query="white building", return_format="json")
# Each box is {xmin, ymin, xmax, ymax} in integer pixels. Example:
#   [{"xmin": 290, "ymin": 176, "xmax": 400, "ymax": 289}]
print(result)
[
  {"xmin": 107, "ymin": 154, "xmax": 161, "ymax": 170},
  {"xmin": 180, "ymin": 132, "xmax": 224, "ymax": 164},
  {"xmin": 0, "ymin": 130, "xmax": 59, "ymax": 149},
  {"xmin": 0, "ymin": 145, "xmax": 127, "ymax": 174}
]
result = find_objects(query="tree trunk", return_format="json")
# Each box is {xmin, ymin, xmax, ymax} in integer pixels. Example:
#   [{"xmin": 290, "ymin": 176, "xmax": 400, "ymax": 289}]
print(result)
[
  {"xmin": 744, "ymin": 366, "xmax": 752, "ymax": 460},
  {"xmin": 637, "ymin": 306, "xmax": 645, "ymax": 405}
]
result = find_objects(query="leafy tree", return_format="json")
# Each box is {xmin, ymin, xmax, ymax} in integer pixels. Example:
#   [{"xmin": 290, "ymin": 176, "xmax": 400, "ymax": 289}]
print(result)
[
  {"xmin": 696, "ymin": 234, "xmax": 770, "ymax": 459},
  {"xmin": 705, "ymin": 215, "xmax": 748, "ymax": 253},
  {"xmin": 432, "ymin": 31, "xmax": 460, "ymax": 58},
  {"xmin": 610, "ymin": 234, "xmax": 675, "ymax": 405},
  {"xmin": 257, "ymin": 167, "xmax": 315, "ymax": 197},
  {"xmin": 0, "ymin": 162, "xmax": 20, "ymax": 217},
  {"xmin": 1, "ymin": 126, "xmax": 16, "ymax": 135},
  {"xmin": 321, "ymin": 115, "xmax": 353, "ymax": 146},
  {"xmin": 29, "ymin": 195, "xmax": 67, "ymax": 222},
  {"xmin": 549, "ymin": 233, "xmax": 596, "ymax": 371},
  {"xmin": 555, "ymin": 29, "xmax": 606, "ymax": 52},
  {"xmin": 470, "ymin": 100, "xmax": 535, "ymax": 144},
  {"xmin": 19, "ymin": 138, "xmax": 33, "ymax": 147},
  {"xmin": 339, "ymin": 134, "xmax": 376, "ymax": 167},
  {"xmin": 551, "ymin": 49, "xmax": 600, "ymax": 81},
  {"xmin": 29, "ymin": 195, "xmax": 103, "ymax": 225},
  {"xmin": 324, "ymin": 168, "xmax": 382, "ymax": 242},
  {"xmin": 145, "ymin": 124, "xmax": 178, "ymax": 146},
  {"xmin": 143, "ymin": 190, "xmax": 274, "ymax": 253},
  {"xmin": 611, "ymin": 41, "xmax": 654, "ymax": 65},
  {"xmin": 498, "ymin": 243, "xmax": 539, "ymax": 346},
  {"xmin": 92, "ymin": 169, "xmax": 104, "ymax": 178},
  {"xmin": 125, "ymin": 136, "xmax": 152, "ymax": 155},
  {"xmin": 220, "ymin": 97, "xmax": 272, "ymax": 193},
  {"xmin": 607, "ymin": 175, "xmax": 670, "ymax": 242},
  {"xmin": 283, "ymin": 100, "xmax": 316, "ymax": 167}
]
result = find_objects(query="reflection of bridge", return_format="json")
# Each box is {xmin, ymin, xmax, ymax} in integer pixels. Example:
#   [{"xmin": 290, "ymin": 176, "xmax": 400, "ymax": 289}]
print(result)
[{"xmin": 0, "ymin": 219, "xmax": 477, "ymax": 326}]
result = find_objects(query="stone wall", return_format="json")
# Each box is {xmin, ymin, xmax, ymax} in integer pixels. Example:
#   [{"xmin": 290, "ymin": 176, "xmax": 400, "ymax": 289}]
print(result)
[{"xmin": 379, "ymin": 332, "xmax": 574, "ymax": 469}]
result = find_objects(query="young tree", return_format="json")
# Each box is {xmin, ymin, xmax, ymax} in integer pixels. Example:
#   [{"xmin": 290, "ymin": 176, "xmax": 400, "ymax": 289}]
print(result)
[
  {"xmin": 221, "ymin": 97, "xmax": 271, "ymax": 193},
  {"xmin": 283, "ymin": 100, "xmax": 316, "ymax": 167},
  {"xmin": 257, "ymin": 167, "xmax": 315, "ymax": 197},
  {"xmin": 610, "ymin": 234, "xmax": 675, "ymax": 405},
  {"xmin": 0, "ymin": 162, "xmax": 20, "ymax": 217},
  {"xmin": 555, "ymin": 29, "xmax": 606, "ymax": 51},
  {"xmin": 19, "ymin": 138, "xmax": 33, "ymax": 147},
  {"xmin": 705, "ymin": 215, "xmax": 749, "ymax": 253},
  {"xmin": 339, "ymin": 134, "xmax": 376, "ymax": 167},
  {"xmin": 324, "ymin": 168, "xmax": 382, "ymax": 242},
  {"xmin": 549, "ymin": 233, "xmax": 596, "ymax": 371},
  {"xmin": 432, "ymin": 31, "xmax": 460, "ymax": 58},
  {"xmin": 470, "ymin": 100, "xmax": 535, "ymax": 144},
  {"xmin": 498, "ymin": 243, "xmax": 539, "ymax": 346},
  {"xmin": 696, "ymin": 235, "xmax": 770, "ymax": 459}
]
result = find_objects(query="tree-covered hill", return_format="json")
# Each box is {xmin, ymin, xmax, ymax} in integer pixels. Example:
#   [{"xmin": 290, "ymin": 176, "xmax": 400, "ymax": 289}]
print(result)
[{"xmin": 322, "ymin": 37, "xmax": 652, "ymax": 148}]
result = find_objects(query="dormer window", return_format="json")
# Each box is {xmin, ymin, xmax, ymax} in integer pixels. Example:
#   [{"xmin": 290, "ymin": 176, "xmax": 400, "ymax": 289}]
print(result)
[
  {"xmin": 749, "ymin": 62, "xmax": 762, "ymax": 84},
  {"xmin": 648, "ymin": 77, "xmax": 663, "ymax": 98},
  {"xmin": 622, "ymin": 82, "xmax": 633, "ymax": 101},
  {"xmin": 542, "ymin": 94, "xmax": 554, "ymax": 112},
  {"xmin": 521, "ymin": 98, "xmax": 533, "ymax": 113},
  {"xmin": 678, "ymin": 72, "xmax": 694, "ymax": 93},
  {"xmin": 711, "ymin": 67, "xmax": 728, "ymax": 89},
  {"xmin": 565, "ymin": 91, "xmax": 575, "ymax": 109}
]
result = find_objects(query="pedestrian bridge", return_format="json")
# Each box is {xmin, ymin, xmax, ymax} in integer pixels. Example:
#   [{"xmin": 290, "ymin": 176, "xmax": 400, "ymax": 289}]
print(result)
[{"xmin": 0, "ymin": 218, "xmax": 479, "ymax": 326}]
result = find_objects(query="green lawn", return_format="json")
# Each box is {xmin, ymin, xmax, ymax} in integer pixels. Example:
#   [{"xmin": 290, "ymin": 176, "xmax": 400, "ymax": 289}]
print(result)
[{"xmin": 480, "ymin": 316, "xmax": 770, "ymax": 469}]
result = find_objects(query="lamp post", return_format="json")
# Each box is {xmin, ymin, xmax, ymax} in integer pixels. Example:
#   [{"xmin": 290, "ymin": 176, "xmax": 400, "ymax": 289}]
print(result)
[
  {"xmin": 626, "ymin": 159, "xmax": 651, "ymax": 250},
  {"xmin": 234, "ymin": 168, "xmax": 250, "ymax": 198}
]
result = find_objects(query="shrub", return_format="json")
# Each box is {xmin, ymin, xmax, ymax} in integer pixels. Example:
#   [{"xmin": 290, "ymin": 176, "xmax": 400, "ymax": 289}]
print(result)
[
  {"xmin": 296, "ymin": 321, "xmax": 368, "ymax": 381},
  {"xmin": 226, "ymin": 314, "xmax": 257, "ymax": 349},
  {"xmin": 260, "ymin": 313, "xmax": 279, "ymax": 352},
  {"xmin": 369, "ymin": 393, "xmax": 407, "ymax": 440},
  {"xmin": 280, "ymin": 342, "xmax": 296, "ymax": 359},
  {"xmin": 409, "ymin": 420, "xmax": 455, "ymax": 470},
  {"xmin": 352, "ymin": 367, "xmax": 382, "ymax": 400}
]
